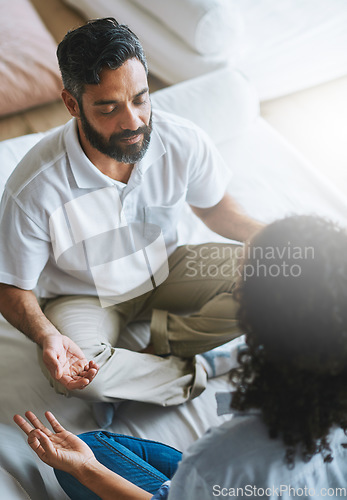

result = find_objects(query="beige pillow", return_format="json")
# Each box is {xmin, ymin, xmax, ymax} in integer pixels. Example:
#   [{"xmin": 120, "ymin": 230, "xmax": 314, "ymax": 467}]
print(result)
[{"xmin": 0, "ymin": 0, "xmax": 62, "ymax": 117}]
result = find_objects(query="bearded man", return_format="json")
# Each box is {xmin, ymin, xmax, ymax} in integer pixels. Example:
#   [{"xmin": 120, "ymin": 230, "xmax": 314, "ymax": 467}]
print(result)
[{"xmin": 0, "ymin": 18, "xmax": 262, "ymax": 417}]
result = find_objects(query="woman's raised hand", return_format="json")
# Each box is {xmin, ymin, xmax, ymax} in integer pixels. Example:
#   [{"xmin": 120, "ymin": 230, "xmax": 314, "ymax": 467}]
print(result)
[{"xmin": 13, "ymin": 411, "xmax": 96, "ymax": 474}]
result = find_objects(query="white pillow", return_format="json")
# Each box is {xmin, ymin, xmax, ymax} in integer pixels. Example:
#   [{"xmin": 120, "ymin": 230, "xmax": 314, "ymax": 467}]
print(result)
[
  {"xmin": 151, "ymin": 67, "xmax": 259, "ymax": 145},
  {"xmin": 0, "ymin": 133, "xmax": 44, "ymax": 195},
  {"xmin": 62, "ymin": 0, "xmax": 232, "ymax": 85},
  {"xmin": 130, "ymin": 0, "xmax": 243, "ymax": 56}
]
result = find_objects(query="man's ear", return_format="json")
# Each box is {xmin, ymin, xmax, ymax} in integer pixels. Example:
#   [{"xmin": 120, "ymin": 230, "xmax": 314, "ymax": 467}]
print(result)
[{"xmin": 62, "ymin": 89, "xmax": 81, "ymax": 118}]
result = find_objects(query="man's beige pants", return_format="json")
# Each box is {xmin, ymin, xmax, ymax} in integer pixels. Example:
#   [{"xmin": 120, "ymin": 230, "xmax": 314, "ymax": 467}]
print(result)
[{"xmin": 39, "ymin": 243, "xmax": 242, "ymax": 406}]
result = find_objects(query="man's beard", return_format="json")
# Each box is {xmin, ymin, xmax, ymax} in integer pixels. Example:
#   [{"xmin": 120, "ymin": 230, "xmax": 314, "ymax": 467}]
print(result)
[{"xmin": 79, "ymin": 106, "xmax": 152, "ymax": 164}]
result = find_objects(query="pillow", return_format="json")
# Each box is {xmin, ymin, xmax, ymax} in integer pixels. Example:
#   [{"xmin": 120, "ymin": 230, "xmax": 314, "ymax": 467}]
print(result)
[
  {"xmin": 151, "ymin": 67, "xmax": 259, "ymax": 145},
  {"xmin": 0, "ymin": 132, "xmax": 44, "ymax": 194},
  {"xmin": 130, "ymin": 0, "xmax": 243, "ymax": 56},
  {"xmin": 62, "ymin": 0, "xmax": 233, "ymax": 85},
  {"xmin": 0, "ymin": 0, "xmax": 62, "ymax": 117}
]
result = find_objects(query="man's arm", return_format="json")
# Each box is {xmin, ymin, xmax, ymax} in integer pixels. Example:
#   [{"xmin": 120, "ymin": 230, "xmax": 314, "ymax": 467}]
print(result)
[
  {"xmin": 0, "ymin": 283, "xmax": 57, "ymax": 344},
  {"xmin": 0, "ymin": 284, "xmax": 98, "ymax": 390},
  {"xmin": 190, "ymin": 193, "xmax": 264, "ymax": 243}
]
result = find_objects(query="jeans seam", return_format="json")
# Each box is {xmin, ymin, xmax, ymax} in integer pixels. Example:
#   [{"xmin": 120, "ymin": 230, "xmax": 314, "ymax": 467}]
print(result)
[
  {"xmin": 103, "ymin": 432, "xmax": 181, "ymax": 453},
  {"xmin": 94, "ymin": 433, "xmax": 168, "ymax": 482}
]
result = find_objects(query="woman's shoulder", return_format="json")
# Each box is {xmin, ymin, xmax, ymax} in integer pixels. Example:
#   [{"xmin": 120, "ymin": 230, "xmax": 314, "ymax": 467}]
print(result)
[
  {"xmin": 172, "ymin": 413, "xmax": 347, "ymax": 499},
  {"xmin": 191, "ymin": 412, "xmax": 264, "ymax": 445},
  {"xmin": 168, "ymin": 414, "xmax": 273, "ymax": 500},
  {"xmin": 184, "ymin": 413, "xmax": 271, "ymax": 464}
]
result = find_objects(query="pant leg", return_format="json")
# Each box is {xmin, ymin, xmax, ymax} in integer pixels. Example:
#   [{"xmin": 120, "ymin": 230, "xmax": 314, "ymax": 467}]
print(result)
[
  {"xmin": 140, "ymin": 243, "xmax": 243, "ymax": 356},
  {"xmin": 151, "ymin": 292, "xmax": 241, "ymax": 357},
  {"xmin": 39, "ymin": 295, "xmax": 206, "ymax": 405},
  {"xmin": 54, "ymin": 431, "xmax": 182, "ymax": 499},
  {"xmin": 39, "ymin": 243, "xmax": 241, "ymax": 405},
  {"xmin": 107, "ymin": 434, "xmax": 182, "ymax": 479}
]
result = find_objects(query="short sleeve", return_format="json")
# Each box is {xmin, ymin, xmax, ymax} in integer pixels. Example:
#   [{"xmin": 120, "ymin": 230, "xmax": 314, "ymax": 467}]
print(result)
[
  {"xmin": 0, "ymin": 190, "xmax": 51, "ymax": 289},
  {"xmin": 186, "ymin": 128, "xmax": 232, "ymax": 209}
]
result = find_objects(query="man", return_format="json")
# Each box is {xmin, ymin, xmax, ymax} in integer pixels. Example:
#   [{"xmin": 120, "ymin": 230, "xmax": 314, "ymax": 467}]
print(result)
[{"xmin": 0, "ymin": 18, "xmax": 262, "ymax": 411}]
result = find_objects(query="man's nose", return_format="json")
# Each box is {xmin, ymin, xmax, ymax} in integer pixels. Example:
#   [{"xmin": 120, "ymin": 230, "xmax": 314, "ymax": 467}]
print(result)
[{"xmin": 119, "ymin": 105, "xmax": 142, "ymax": 131}]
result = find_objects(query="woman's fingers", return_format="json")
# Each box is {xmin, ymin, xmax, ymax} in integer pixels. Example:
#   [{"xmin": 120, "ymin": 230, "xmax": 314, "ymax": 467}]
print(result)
[
  {"xmin": 13, "ymin": 414, "xmax": 34, "ymax": 436},
  {"xmin": 27, "ymin": 429, "xmax": 45, "ymax": 456},
  {"xmin": 24, "ymin": 411, "xmax": 53, "ymax": 436},
  {"xmin": 27, "ymin": 429, "xmax": 57, "ymax": 464},
  {"xmin": 45, "ymin": 411, "xmax": 65, "ymax": 433},
  {"xmin": 32, "ymin": 429, "xmax": 56, "ymax": 455},
  {"xmin": 14, "ymin": 411, "xmax": 65, "ymax": 443}
]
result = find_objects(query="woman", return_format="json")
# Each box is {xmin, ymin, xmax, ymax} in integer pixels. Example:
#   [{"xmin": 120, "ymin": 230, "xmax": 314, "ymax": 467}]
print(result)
[{"xmin": 14, "ymin": 215, "xmax": 347, "ymax": 499}]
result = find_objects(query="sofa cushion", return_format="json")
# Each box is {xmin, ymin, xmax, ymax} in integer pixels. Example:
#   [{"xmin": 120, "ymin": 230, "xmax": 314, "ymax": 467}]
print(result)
[
  {"xmin": 0, "ymin": 132, "xmax": 45, "ymax": 194},
  {"xmin": 131, "ymin": 0, "xmax": 243, "ymax": 56},
  {"xmin": 0, "ymin": 0, "xmax": 62, "ymax": 117},
  {"xmin": 151, "ymin": 67, "xmax": 259, "ymax": 145},
  {"xmin": 62, "ymin": 0, "xmax": 231, "ymax": 84}
]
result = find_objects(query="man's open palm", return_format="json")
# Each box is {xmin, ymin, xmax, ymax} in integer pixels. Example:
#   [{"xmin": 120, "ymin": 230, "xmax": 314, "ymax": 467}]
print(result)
[{"xmin": 42, "ymin": 334, "xmax": 99, "ymax": 390}]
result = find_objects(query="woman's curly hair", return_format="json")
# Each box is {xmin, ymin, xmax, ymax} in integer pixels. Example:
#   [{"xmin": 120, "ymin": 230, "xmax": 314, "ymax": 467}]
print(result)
[{"xmin": 230, "ymin": 215, "xmax": 347, "ymax": 467}]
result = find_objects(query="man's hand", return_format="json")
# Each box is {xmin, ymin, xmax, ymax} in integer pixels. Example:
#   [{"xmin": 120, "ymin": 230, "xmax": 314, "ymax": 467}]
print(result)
[
  {"xmin": 14, "ymin": 411, "xmax": 96, "ymax": 474},
  {"xmin": 42, "ymin": 334, "xmax": 99, "ymax": 390},
  {"xmin": 0, "ymin": 285, "xmax": 98, "ymax": 391},
  {"xmin": 191, "ymin": 193, "xmax": 264, "ymax": 243}
]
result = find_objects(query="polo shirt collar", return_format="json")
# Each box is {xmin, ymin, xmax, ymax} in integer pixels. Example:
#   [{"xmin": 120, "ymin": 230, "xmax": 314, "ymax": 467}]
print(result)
[
  {"xmin": 137, "ymin": 122, "xmax": 166, "ymax": 175},
  {"xmin": 64, "ymin": 118, "xmax": 166, "ymax": 189}
]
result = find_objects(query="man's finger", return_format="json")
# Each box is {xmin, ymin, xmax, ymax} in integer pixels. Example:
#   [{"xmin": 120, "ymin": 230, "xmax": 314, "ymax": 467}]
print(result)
[
  {"xmin": 43, "ymin": 353, "xmax": 63, "ymax": 380},
  {"xmin": 44, "ymin": 338, "xmax": 70, "ymax": 377},
  {"xmin": 80, "ymin": 368, "xmax": 98, "ymax": 381},
  {"xmin": 60, "ymin": 374, "xmax": 91, "ymax": 390},
  {"xmin": 84, "ymin": 361, "xmax": 99, "ymax": 371},
  {"xmin": 59, "ymin": 367, "xmax": 98, "ymax": 390}
]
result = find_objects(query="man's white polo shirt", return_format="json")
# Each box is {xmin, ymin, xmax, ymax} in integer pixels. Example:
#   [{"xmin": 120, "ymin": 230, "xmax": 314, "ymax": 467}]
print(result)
[{"xmin": 0, "ymin": 109, "xmax": 231, "ymax": 303}]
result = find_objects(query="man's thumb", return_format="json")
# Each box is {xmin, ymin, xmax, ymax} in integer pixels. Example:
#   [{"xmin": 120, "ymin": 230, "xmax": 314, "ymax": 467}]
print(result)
[{"xmin": 44, "ymin": 351, "xmax": 62, "ymax": 380}]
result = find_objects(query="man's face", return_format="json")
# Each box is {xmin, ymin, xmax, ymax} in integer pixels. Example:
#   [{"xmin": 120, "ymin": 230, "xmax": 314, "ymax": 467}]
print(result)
[{"xmin": 77, "ymin": 58, "xmax": 152, "ymax": 163}]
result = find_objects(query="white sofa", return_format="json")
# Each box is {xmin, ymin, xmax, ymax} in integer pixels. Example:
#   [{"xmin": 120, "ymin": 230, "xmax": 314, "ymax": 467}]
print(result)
[
  {"xmin": 63, "ymin": 0, "xmax": 347, "ymax": 100},
  {"xmin": 0, "ymin": 68, "xmax": 347, "ymax": 499}
]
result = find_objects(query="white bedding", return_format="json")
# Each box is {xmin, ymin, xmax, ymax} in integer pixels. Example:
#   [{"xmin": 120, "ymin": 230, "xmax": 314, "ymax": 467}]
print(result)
[
  {"xmin": 63, "ymin": 0, "xmax": 347, "ymax": 99},
  {"xmin": 237, "ymin": 0, "xmax": 347, "ymax": 100},
  {"xmin": 1, "ymin": 68, "xmax": 347, "ymax": 499}
]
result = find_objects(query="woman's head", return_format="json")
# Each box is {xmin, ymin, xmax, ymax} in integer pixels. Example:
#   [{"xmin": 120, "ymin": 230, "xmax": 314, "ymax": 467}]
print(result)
[
  {"xmin": 236, "ymin": 215, "xmax": 347, "ymax": 374},
  {"xmin": 231, "ymin": 215, "xmax": 347, "ymax": 465}
]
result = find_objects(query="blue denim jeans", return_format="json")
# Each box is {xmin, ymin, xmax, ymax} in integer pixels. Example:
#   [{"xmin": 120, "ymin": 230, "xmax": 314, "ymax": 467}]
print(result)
[{"xmin": 54, "ymin": 431, "xmax": 182, "ymax": 499}]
